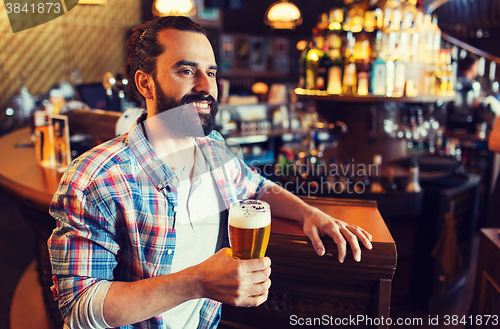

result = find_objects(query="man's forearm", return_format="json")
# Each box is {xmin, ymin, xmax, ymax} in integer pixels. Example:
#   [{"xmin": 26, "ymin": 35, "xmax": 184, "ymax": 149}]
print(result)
[
  {"xmin": 260, "ymin": 184, "xmax": 313, "ymax": 223},
  {"xmin": 489, "ymin": 116, "xmax": 500, "ymax": 153},
  {"xmin": 103, "ymin": 266, "xmax": 201, "ymax": 327},
  {"xmin": 102, "ymin": 247, "xmax": 272, "ymax": 327}
]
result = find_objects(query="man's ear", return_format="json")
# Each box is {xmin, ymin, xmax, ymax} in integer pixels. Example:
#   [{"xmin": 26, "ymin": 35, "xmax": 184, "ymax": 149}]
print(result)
[{"xmin": 135, "ymin": 70, "xmax": 154, "ymax": 100}]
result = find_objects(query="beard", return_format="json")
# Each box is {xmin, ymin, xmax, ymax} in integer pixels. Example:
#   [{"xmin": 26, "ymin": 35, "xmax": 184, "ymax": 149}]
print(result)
[{"xmin": 153, "ymin": 78, "xmax": 218, "ymax": 137}]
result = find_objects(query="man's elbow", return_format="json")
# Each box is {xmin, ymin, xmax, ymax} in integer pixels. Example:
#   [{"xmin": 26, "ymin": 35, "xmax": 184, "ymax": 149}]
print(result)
[{"xmin": 488, "ymin": 139, "xmax": 500, "ymax": 153}]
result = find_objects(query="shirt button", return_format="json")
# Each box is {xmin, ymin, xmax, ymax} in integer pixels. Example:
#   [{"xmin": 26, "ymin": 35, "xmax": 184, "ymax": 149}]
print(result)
[
  {"xmin": 167, "ymin": 249, "xmax": 173, "ymax": 255},
  {"xmin": 157, "ymin": 183, "xmax": 163, "ymax": 189},
  {"xmin": 173, "ymin": 206, "xmax": 177, "ymax": 212}
]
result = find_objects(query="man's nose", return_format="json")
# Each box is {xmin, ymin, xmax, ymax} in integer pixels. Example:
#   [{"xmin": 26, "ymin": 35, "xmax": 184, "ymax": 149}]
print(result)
[{"xmin": 193, "ymin": 72, "xmax": 216, "ymax": 96}]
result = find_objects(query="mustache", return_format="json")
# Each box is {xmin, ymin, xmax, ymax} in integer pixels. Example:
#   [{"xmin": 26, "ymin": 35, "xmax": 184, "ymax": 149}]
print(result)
[{"xmin": 180, "ymin": 94, "xmax": 217, "ymax": 105}]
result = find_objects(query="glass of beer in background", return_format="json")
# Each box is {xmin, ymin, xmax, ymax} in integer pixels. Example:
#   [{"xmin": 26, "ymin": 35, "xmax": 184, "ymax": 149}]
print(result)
[{"xmin": 229, "ymin": 200, "xmax": 271, "ymax": 259}]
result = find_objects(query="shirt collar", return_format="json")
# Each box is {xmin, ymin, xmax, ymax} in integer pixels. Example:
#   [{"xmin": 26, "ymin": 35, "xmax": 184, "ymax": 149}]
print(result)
[{"xmin": 127, "ymin": 117, "xmax": 179, "ymax": 191}]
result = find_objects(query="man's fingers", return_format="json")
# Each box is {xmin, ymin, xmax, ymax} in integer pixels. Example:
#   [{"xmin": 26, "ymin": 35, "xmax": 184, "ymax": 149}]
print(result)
[
  {"xmin": 234, "ymin": 278, "xmax": 271, "ymax": 307},
  {"xmin": 339, "ymin": 226, "xmax": 362, "ymax": 262},
  {"xmin": 348, "ymin": 225, "xmax": 373, "ymax": 250},
  {"xmin": 240, "ymin": 257, "xmax": 271, "ymax": 273},
  {"xmin": 304, "ymin": 225, "xmax": 326, "ymax": 256},
  {"xmin": 247, "ymin": 267, "xmax": 271, "ymax": 285},
  {"xmin": 240, "ymin": 287, "xmax": 270, "ymax": 307},
  {"xmin": 324, "ymin": 223, "xmax": 346, "ymax": 263}
]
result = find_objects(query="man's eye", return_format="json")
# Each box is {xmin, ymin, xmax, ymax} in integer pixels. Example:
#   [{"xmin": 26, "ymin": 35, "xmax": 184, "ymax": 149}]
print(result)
[
  {"xmin": 181, "ymin": 69, "xmax": 194, "ymax": 75},
  {"xmin": 208, "ymin": 71, "xmax": 217, "ymax": 78}
]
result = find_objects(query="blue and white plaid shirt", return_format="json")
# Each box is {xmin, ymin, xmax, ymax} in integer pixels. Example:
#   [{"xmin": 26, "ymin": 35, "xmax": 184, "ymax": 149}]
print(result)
[{"xmin": 48, "ymin": 123, "xmax": 268, "ymax": 328}]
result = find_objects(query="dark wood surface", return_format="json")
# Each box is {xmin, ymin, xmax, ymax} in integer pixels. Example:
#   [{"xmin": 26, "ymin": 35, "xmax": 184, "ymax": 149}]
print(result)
[
  {"xmin": 222, "ymin": 197, "xmax": 397, "ymax": 329},
  {"xmin": 469, "ymin": 228, "xmax": 500, "ymax": 329}
]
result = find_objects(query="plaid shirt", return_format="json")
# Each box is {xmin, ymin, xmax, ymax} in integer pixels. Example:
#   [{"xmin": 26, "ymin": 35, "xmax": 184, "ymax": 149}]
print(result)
[{"xmin": 47, "ymin": 124, "xmax": 267, "ymax": 329}]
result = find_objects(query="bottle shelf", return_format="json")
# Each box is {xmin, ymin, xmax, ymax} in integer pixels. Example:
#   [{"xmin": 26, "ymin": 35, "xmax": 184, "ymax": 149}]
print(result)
[{"xmin": 295, "ymin": 88, "xmax": 456, "ymax": 103}]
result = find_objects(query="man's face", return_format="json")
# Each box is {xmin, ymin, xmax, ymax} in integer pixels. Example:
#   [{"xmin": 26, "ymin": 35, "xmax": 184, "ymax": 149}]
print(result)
[{"xmin": 151, "ymin": 29, "xmax": 219, "ymax": 135}]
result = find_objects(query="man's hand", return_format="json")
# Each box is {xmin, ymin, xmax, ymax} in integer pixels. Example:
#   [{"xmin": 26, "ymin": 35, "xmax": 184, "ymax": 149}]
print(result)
[
  {"xmin": 194, "ymin": 248, "xmax": 271, "ymax": 307},
  {"xmin": 302, "ymin": 206, "xmax": 372, "ymax": 262},
  {"xmin": 261, "ymin": 184, "xmax": 373, "ymax": 263},
  {"xmin": 103, "ymin": 248, "xmax": 270, "ymax": 327}
]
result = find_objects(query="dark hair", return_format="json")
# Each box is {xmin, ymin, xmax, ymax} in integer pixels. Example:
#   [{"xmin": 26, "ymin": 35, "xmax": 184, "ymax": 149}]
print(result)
[
  {"xmin": 125, "ymin": 16, "xmax": 206, "ymax": 101},
  {"xmin": 458, "ymin": 54, "xmax": 478, "ymax": 76}
]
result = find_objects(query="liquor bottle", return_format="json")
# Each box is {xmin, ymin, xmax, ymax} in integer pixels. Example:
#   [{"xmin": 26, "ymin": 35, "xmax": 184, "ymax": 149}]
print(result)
[
  {"xmin": 329, "ymin": 6, "xmax": 344, "ymax": 31},
  {"xmin": 393, "ymin": 59, "xmax": 406, "ymax": 97},
  {"xmin": 343, "ymin": 32, "xmax": 357, "ymax": 94},
  {"xmin": 488, "ymin": 61, "xmax": 498, "ymax": 94},
  {"xmin": 345, "ymin": 0, "xmax": 365, "ymax": 33},
  {"xmin": 354, "ymin": 30, "xmax": 371, "ymax": 61},
  {"xmin": 385, "ymin": 0, "xmax": 402, "ymax": 31},
  {"xmin": 405, "ymin": 161, "xmax": 422, "ymax": 192},
  {"xmin": 438, "ymin": 49, "xmax": 451, "ymax": 94},
  {"xmin": 305, "ymin": 41, "xmax": 322, "ymax": 90},
  {"xmin": 371, "ymin": 30, "xmax": 383, "ymax": 60},
  {"xmin": 382, "ymin": 0, "xmax": 392, "ymax": 30},
  {"xmin": 401, "ymin": 0, "xmax": 418, "ymax": 31},
  {"xmin": 432, "ymin": 15, "xmax": 442, "ymax": 65},
  {"xmin": 343, "ymin": 59, "xmax": 357, "ymax": 95},
  {"xmin": 371, "ymin": 56, "xmax": 387, "ymax": 96},
  {"xmin": 410, "ymin": 29, "xmax": 419, "ymax": 63},
  {"xmin": 400, "ymin": 0, "xmax": 414, "ymax": 61},
  {"xmin": 313, "ymin": 13, "xmax": 329, "ymax": 50},
  {"xmin": 298, "ymin": 42, "xmax": 310, "ymax": 89},
  {"xmin": 357, "ymin": 59, "xmax": 370, "ymax": 96},
  {"xmin": 327, "ymin": 8, "xmax": 343, "ymax": 60},
  {"xmin": 327, "ymin": 49, "xmax": 343, "ymax": 95},
  {"xmin": 386, "ymin": 60, "xmax": 395, "ymax": 96},
  {"xmin": 434, "ymin": 49, "xmax": 444, "ymax": 93},
  {"xmin": 316, "ymin": 41, "xmax": 332, "ymax": 90},
  {"xmin": 418, "ymin": 14, "xmax": 434, "ymax": 64},
  {"xmin": 364, "ymin": 0, "xmax": 383, "ymax": 33},
  {"xmin": 398, "ymin": 29, "xmax": 411, "ymax": 62}
]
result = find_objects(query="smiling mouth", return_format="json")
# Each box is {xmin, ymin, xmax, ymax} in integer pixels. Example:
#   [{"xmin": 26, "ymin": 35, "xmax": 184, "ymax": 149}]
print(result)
[{"xmin": 192, "ymin": 101, "xmax": 211, "ymax": 113}]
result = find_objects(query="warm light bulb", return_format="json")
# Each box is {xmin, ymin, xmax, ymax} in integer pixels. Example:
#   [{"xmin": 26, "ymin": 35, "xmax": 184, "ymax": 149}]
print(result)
[
  {"xmin": 265, "ymin": 1, "xmax": 302, "ymax": 29},
  {"xmin": 153, "ymin": 0, "xmax": 196, "ymax": 16},
  {"xmin": 156, "ymin": 0, "xmax": 192, "ymax": 14},
  {"xmin": 267, "ymin": 3, "xmax": 301, "ymax": 21}
]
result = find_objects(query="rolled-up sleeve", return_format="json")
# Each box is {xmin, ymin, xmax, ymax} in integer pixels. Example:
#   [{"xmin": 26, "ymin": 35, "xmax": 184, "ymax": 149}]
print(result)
[{"xmin": 48, "ymin": 182, "xmax": 120, "ymax": 321}]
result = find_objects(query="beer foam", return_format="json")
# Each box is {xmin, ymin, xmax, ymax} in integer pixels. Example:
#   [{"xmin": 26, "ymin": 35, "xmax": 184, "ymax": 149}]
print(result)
[{"xmin": 229, "ymin": 204, "xmax": 271, "ymax": 229}]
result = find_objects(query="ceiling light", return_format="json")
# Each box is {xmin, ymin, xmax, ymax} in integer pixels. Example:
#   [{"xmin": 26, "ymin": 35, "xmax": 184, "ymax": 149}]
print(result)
[
  {"xmin": 152, "ymin": 0, "xmax": 196, "ymax": 17},
  {"xmin": 265, "ymin": 0, "xmax": 302, "ymax": 29}
]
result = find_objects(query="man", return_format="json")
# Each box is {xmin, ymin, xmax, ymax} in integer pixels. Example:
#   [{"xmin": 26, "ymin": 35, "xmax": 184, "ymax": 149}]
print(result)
[{"xmin": 48, "ymin": 16, "xmax": 372, "ymax": 329}]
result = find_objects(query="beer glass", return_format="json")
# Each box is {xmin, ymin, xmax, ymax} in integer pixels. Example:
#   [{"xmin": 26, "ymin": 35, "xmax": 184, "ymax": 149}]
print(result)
[{"xmin": 229, "ymin": 200, "xmax": 271, "ymax": 259}]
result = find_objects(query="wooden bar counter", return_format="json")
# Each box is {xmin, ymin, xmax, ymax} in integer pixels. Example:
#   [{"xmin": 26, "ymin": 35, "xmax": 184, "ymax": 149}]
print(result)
[
  {"xmin": 0, "ymin": 127, "xmax": 396, "ymax": 329},
  {"xmin": 221, "ymin": 197, "xmax": 396, "ymax": 329}
]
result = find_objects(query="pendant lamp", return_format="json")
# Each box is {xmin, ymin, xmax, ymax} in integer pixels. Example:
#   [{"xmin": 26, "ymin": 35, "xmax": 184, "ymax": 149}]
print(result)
[
  {"xmin": 264, "ymin": 0, "xmax": 302, "ymax": 29},
  {"xmin": 152, "ymin": 0, "xmax": 197, "ymax": 17}
]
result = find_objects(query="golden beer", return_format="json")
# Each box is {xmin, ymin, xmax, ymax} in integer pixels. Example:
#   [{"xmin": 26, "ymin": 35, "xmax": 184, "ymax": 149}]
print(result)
[{"xmin": 229, "ymin": 200, "xmax": 271, "ymax": 259}]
